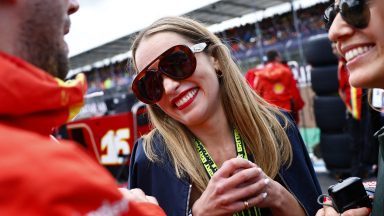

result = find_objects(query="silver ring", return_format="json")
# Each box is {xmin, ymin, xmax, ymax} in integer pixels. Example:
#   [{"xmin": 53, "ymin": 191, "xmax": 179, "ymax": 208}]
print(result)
[{"xmin": 243, "ymin": 200, "xmax": 249, "ymax": 209}]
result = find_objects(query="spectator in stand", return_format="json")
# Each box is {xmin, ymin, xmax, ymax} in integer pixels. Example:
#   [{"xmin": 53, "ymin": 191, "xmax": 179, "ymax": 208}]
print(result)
[
  {"xmin": 0, "ymin": 0, "xmax": 165, "ymax": 215},
  {"xmin": 128, "ymin": 16, "xmax": 321, "ymax": 216},
  {"xmin": 317, "ymin": 0, "xmax": 384, "ymax": 215},
  {"xmin": 220, "ymin": 2, "xmax": 329, "ymax": 56},
  {"xmin": 252, "ymin": 50, "xmax": 305, "ymax": 124}
]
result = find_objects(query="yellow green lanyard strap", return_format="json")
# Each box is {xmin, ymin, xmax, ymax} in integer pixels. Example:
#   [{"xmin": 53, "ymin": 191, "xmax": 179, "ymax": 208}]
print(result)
[{"xmin": 194, "ymin": 128, "xmax": 262, "ymax": 216}]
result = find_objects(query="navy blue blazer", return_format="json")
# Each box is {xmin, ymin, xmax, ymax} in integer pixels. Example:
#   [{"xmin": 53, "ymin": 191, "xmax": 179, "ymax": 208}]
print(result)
[{"xmin": 129, "ymin": 120, "xmax": 322, "ymax": 216}]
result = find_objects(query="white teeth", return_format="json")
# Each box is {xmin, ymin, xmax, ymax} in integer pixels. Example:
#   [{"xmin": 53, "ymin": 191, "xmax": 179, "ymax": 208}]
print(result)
[
  {"xmin": 345, "ymin": 46, "xmax": 373, "ymax": 61},
  {"xmin": 175, "ymin": 89, "xmax": 198, "ymax": 107}
]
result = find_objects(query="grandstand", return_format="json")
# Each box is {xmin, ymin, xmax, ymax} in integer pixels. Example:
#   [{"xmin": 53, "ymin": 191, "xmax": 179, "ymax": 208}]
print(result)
[
  {"xmin": 68, "ymin": 0, "xmax": 330, "ymax": 94},
  {"xmin": 69, "ymin": 0, "xmax": 309, "ymax": 71}
]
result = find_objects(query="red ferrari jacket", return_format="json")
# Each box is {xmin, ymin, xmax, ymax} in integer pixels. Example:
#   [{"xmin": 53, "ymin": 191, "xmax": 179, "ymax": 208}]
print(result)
[
  {"xmin": 0, "ymin": 52, "xmax": 165, "ymax": 216},
  {"xmin": 253, "ymin": 62, "xmax": 304, "ymax": 113}
]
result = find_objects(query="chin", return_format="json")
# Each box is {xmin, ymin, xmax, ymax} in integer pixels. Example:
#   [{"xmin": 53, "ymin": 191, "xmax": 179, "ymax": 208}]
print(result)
[
  {"xmin": 350, "ymin": 73, "xmax": 384, "ymax": 89},
  {"xmin": 349, "ymin": 74, "xmax": 368, "ymax": 89}
]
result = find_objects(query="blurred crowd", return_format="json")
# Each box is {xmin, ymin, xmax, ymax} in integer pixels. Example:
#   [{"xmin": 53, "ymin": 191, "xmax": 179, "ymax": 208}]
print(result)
[
  {"xmin": 85, "ymin": 59, "xmax": 133, "ymax": 93},
  {"xmin": 79, "ymin": 2, "xmax": 328, "ymax": 95},
  {"xmin": 218, "ymin": 2, "xmax": 327, "ymax": 54}
]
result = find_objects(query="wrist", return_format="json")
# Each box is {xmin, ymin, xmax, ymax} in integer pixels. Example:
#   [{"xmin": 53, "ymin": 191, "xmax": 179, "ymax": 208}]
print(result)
[
  {"xmin": 269, "ymin": 183, "xmax": 305, "ymax": 216},
  {"xmin": 269, "ymin": 181, "xmax": 285, "ymax": 210}
]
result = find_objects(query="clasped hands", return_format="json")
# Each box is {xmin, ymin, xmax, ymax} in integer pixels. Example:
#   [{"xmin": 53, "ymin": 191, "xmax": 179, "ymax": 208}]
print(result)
[{"xmin": 192, "ymin": 157, "xmax": 283, "ymax": 216}]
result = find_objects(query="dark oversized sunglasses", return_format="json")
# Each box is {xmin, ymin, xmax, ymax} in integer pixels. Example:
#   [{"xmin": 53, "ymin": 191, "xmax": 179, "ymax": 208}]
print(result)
[
  {"xmin": 132, "ymin": 42, "xmax": 208, "ymax": 104},
  {"xmin": 323, "ymin": 0, "xmax": 370, "ymax": 30}
]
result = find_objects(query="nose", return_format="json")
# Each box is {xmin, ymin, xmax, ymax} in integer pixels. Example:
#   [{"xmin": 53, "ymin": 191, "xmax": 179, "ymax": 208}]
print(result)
[
  {"xmin": 68, "ymin": 0, "xmax": 80, "ymax": 15},
  {"xmin": 162, "ymin": 76, "xmax": 180, "ymax": 95},
  {"xmin": 328, "ymin": 13, "xmax": 355, "ymax": 43}
]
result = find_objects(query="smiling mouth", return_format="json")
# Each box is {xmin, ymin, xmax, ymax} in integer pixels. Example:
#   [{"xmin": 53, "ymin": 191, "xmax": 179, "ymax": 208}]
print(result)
[
  {"xmin": 345, "ymin": 45, "xmax": 374, "ymax": 62},
  {"xmin": 175, "ymin": 88, "xmax": 198, "ymax": 107}
]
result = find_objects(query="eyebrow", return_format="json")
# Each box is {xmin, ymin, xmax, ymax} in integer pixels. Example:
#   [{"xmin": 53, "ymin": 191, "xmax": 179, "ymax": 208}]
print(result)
[{"xmin": 137, "ymin": 54, "xmax": 161, "ymax": 72}]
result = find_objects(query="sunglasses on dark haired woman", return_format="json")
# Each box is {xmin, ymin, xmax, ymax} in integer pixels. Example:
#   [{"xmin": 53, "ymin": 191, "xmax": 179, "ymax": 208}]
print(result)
[
  {"xmin": 324, "ymin": 0, "xmax": 370, "ymax": 30},
  {"xmin": 132, "ymin": 42, "xmax": 208, "ymax": 104}
]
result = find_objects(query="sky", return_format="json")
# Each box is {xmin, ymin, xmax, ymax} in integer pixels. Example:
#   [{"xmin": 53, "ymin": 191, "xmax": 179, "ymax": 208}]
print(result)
[
  {"xmin": 66, "ymin": 0, "xmax": 218, "ymax": 57},
  {"xmin": 65, "ymin": 0, "xmax": 329, "ymax": 58}
]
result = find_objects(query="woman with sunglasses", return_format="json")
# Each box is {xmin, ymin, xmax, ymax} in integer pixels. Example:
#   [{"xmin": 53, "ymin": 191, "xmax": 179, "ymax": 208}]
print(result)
[
  {"xmin": 317, "ymin": 0, "xmax": 384, "ymax": 215},
  {"xmin": 128, "ymin": 16, "xmax": 322, "ymax": 216}
]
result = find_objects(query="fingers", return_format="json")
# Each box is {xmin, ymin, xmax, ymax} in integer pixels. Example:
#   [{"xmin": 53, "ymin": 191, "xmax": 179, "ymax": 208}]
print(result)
[
  {"xmin": 322, "ymin": 199, "xmax": 339, "ymax": 216},
  {"xmin": 215, "ymin": 157, "xmax": 256, "ymax": 178},
  {"xmin": 198, "ymin": 158, "xmax": 273, "ymax": 214},
  {"xmin": 209, "ymin": 164, "xmax": 270, "ymax": 206},
  {"xmin": 145, "ymin": 195, "xmax": 159, "ymax": 205},
  {"xmin": 210, "ymin": 159, "xmax": 266, "ymax": 198},
  {"xmin": 317, "ymin": 198, "xmax": 371, "ymax": 216},
  {"xmin": 118, "ymin": 188, "xmax": 159, "ymax": 205},
  {"xmin": 224, "ymin": 166, "xmax": 265, "ymax": 189},
  {"xmin": 232, "ymin": 173, "xmax": 269, "ymax": 199},
  {"xmin": 315, "ymin": 208, "xmax": 325, "ymax": 216},
  {"xmin": 212, "ymin": 157, "xmax": 263, "ymax": 189},
  {"xmin": 343, "ymin": 207, "xmax": 371, "ymax": 216},
  {"xmin": 241, "ymin": 190, "xmax": 268, "ymax": 208}
]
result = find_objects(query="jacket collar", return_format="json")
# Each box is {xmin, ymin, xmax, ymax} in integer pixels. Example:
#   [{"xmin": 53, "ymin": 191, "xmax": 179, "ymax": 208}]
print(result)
[{"xmin": 0, "ymin": 52, "xmax": 87, "ymax": 136}]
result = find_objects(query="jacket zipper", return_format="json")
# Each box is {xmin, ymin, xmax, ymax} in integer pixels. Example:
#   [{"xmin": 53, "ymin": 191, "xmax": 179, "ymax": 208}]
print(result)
[
  {"xmin": 186, "ymin": 184, "xmax": 192, "ymax": 216},
  {"xmin": 278, "ymin": 173, "xmax": 309, "ymax": 216}
]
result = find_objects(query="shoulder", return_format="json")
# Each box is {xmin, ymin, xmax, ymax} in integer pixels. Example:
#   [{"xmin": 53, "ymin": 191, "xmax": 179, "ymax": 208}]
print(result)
[
  {"xmin": 275, "ymin": 110, "xmax": 294, "ymax": 129},
  {"xmin": 278, "ymin": 111, "xmax": 306, "ymax": 151},
  {"xmin": 0, "ymin": 124, "xmax": 127, "ymax": 215},
  {"xmin": 0, "ymin": 123, "xmax": 118, "ymax": 185},
  {"xmin": 131, "ymin": 131, "xmax": 168, "ymax": 164},
  {"xmin": 273, "ymin": 111, "xmax": 308, "ymax": 158},
  {"xmin": 129, "ymin": 131, "xmax": 175, "ymax": 185},
  {"xmin": 0, "ymin": 124, "xmax": 99, "ymax": 168}
]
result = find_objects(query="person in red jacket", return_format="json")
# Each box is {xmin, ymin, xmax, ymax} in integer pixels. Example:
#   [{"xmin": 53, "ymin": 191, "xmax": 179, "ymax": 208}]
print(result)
[
  {"xmin": 0, "ymin": 0, "xmax": 165, "ymax": 215},
  {"xmin": 252, "ymin": 50, "xmax": 304, "ymax": 123},
  {"xmin": 244, "ymin": 66, "xmax": 261, "ymax": 87}
]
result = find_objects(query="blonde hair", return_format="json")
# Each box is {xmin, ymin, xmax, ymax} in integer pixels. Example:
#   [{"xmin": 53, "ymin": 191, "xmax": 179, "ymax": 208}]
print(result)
[{"xmin": 131, "ymin": 16, "xmax": 293, "ymax": 193}]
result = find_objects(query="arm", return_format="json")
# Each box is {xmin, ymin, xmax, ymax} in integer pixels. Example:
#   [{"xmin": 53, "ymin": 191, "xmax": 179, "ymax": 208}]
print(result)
[
  {"xmin": 18, "ymin": 138, "xmax": 165, "ymax": 216},
  {"xmin": 128, "ymin": 136, "xmax": 191, "ymax": 216},
  {"xmin": 267, "ymin": 179, "xmax": 306, "ymax": 216},
  {"xmin": 279, "ymin": 115, "xmax": 323, "ymax": 215}
]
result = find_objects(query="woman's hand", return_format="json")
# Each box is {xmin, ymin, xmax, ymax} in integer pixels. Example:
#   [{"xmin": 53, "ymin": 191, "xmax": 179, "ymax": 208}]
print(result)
[
  {"xmin": 191, "ymin": 157, "xmax": 270, "ymax": 216},
  {"xmin": 315, "ymin": 199, "xmax": 371, "ymax": 216}
]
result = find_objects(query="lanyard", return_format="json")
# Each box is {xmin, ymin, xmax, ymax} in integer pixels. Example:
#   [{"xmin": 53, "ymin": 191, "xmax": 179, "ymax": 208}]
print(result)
[
  {"xmin": 194, "ymin": 129, "xmax": 262, "ymax": 216},
  {"xmin": 194, "ymin": 128, "xmax": 247, "ymax": 177}
]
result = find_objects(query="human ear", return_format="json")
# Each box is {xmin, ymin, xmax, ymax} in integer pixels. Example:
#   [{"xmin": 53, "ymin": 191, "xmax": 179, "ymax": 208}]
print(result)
[{"xmin": 210, "ymin": 56, "xmax": 220, "ymax": 71}]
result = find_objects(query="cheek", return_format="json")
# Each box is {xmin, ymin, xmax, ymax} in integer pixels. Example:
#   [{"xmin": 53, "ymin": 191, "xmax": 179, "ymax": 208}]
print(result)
[
  {"xmin": 195, "ymin": 56, "xmax": 218, "ymax": 78},
  {"xmin": 157, "ymin": 99, "xmax": 170, "ymax": 112},
  {"xmin": 349, "ymin": 69, "xmax": 371, "ymax": 87},
  {"xmin": 378, "ymin": 1, "xmax": 384, "ymax": 17}
]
